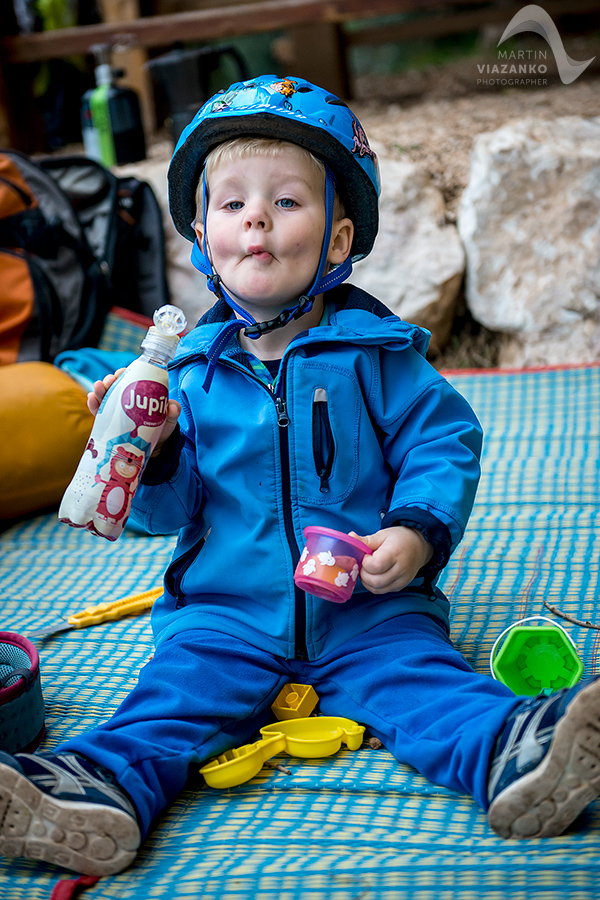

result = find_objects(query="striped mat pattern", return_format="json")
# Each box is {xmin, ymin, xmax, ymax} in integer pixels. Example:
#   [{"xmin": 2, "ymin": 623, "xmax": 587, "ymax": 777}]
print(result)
[{"xmin": 1, "ymin": 324, "xmax": 600, "ymax": 897}]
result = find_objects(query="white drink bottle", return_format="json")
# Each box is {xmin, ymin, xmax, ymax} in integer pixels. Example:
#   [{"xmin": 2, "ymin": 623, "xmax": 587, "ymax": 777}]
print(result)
[{"xmin": 59, "ymin": 304, "xmax": 187, "ymax": 541}]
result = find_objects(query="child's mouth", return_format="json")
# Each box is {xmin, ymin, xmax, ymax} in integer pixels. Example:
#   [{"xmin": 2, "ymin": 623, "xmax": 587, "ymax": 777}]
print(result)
[{"xmin": 248, "ymin": 247, "xmax": 272, "ymax": 261}]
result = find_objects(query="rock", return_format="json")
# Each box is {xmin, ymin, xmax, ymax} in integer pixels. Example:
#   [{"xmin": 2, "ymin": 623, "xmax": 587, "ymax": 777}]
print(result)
[
  {"xmin": 497, "ymin": 323, "xmax": 600, "ymax": 368},
  {"xmin": 457, "ymin": 116, "xmax": 600, "ymax": 366},
  {"xmin": 350, "ymin": 147, "xmax": 465, "ymax": 354}
]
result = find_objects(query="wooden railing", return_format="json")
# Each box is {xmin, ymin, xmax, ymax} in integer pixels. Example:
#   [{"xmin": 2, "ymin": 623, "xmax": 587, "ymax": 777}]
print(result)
[
  {"xmin": 2, "ymin": 0, "xmax": 424, "ymax": 62},
  {"xmin": 3, "ymin": 0, "xmax": 598, "ymax": 62}
]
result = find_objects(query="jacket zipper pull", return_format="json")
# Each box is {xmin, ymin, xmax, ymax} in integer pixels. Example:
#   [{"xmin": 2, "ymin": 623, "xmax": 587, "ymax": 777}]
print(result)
[
  {"xmin": 312, "ymin": 388, "xmax": 334, "ymax": 493},
  {"xmin": 275, "ymin": 396, "xmax": 289, "ymax": 427}
]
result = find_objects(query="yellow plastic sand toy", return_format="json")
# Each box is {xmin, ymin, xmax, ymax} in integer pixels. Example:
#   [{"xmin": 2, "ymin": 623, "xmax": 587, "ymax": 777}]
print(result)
[
  {"xmin": 199, "ymin": 716, "xmax": 365, "ymax": 789},
  {"xmin": 271, "ymin": 683, "xmax": 319, "ymax": 720}
]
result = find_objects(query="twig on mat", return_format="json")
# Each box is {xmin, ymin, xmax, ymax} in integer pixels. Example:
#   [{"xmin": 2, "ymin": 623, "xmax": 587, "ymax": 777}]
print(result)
[
  {"xmin": 265, "ymin": 762, "xmax": 292, "ymax": 775},
  {"xmin": 542, "ymin": 598, "xmax": 600, "ymax": 631}
]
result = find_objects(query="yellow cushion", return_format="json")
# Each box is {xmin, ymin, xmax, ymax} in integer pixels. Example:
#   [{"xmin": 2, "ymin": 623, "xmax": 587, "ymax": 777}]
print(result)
[{"xmin": 0, "ymin": 362, "xmax": 93, "ymax": 521}]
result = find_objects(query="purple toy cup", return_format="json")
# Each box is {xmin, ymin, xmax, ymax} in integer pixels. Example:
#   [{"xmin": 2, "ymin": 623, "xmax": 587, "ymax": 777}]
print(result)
[{"xmin": 294, "ymin": 526, "xmax": 373, "ymax": 603}]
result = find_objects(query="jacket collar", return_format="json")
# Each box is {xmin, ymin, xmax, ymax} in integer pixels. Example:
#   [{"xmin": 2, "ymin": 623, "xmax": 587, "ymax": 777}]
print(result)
[{"xmin": 173, "ymin": 284, "xmax": 430, "ymax": 365}]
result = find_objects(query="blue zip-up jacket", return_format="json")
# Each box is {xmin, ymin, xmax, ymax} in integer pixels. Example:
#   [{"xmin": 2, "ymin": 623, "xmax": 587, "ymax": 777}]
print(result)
[{"xmin": 131, "ymin": 285, "xmax": 483, "ymax": 660}]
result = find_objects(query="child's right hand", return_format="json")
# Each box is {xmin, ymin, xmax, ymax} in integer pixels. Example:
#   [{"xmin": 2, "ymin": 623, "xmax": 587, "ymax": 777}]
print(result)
[
  {"xmin": 86, "ymin": 370, "xmax": 125, "ymax": 416},
  {"xmin": 87, "ymin": 370, "xmax": 181, "ymax": 455}
]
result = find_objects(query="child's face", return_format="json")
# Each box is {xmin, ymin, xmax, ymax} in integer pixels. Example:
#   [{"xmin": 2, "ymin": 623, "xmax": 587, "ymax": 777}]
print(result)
[{"xmin": 196, "ymin": 145, "xmax": 338, "ymax": 319}]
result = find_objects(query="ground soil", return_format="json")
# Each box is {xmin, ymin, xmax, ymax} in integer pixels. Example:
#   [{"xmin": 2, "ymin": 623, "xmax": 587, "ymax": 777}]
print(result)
[{"xmin": 348, "ymin": 42, "xmax": 600, "ymax": 369}]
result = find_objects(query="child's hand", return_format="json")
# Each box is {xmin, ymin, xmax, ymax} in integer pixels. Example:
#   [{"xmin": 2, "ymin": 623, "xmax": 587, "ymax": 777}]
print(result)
[
  {"xmin": 349, "ymin": 526, "xmax": 433, "ymax": 594},
  {"xmin": 87, "ymin": 371, "xmax": 181, "ymax": 454},
  {"xmin": 87, "ymin": 370, "xmax": 125, "ymax": 415}
]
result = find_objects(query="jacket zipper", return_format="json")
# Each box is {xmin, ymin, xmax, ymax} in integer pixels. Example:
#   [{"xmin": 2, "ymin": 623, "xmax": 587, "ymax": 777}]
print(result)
[
  {"xmin": 312, "ymin": 387, "xmax": 335, "ymax": 493},
  {"xmin": 165, "ymin": 533, "xmax": 207, "ymax": 608},
  {"xmin": 167, "ymin": 354, "xmax": 307, "ymax": 657},
  {"xmin": 273, "ymin": 370, "xmax": 308, "ymax": 660},
  {"xmin": 212, "ymin": 357, "xmax": 305, "ymax": 658}
]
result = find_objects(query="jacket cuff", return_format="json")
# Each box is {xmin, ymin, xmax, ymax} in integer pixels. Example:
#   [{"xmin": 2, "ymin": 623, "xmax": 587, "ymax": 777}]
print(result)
[
  {"xmin": 381, "ymin": 507, "xmax": 452, "ymax": 575},
  {"xmin": 141, "ymin": 425, "xmax": 185, "ymax": 486}
]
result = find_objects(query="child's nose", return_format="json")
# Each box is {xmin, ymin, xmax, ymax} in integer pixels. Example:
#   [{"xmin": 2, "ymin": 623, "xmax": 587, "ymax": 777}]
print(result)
[{"xmin": 244, "ymin": 198, "xmax": 271, "ymax": 230}]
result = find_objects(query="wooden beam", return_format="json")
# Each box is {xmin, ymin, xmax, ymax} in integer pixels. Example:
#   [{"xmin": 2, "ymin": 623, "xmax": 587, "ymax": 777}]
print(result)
[
  {"xmin": 0, "ymin": 0, "xmax": 471, "ymax": 63},
  {"xmin": 288, "ymin": 23, "xmax": 351, "ymax": 98}
]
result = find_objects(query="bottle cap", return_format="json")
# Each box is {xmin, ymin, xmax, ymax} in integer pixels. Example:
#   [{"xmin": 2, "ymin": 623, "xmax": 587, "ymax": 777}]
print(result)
[
  {"xmin": 153, "ymin": 305, "xmax": 187, "ymax": 336},
  {"xmin": 142, "ymin": 306, "xmax": 187, "ymax": 362}
]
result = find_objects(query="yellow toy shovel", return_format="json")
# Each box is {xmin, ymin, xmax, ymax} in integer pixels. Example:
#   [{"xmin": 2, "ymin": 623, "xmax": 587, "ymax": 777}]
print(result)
[
  {"xmin": 200, "ymin": 716, "xmax": 365, "ymax": 789},
  {"xmin": 28, "ymin": 587, "xmax": 162, "ymax": 640}
]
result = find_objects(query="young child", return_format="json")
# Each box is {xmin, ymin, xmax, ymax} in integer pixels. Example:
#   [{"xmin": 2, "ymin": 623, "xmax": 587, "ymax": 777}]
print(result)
[{"xmin": 1, "ymin": 75, "xmax": 600, "ymax": 877}]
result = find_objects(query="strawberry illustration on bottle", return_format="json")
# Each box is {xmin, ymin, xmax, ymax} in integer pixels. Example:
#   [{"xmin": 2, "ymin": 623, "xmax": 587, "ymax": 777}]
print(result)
[{"xmin": 59, "ymin": 305, "xmax": 187, "ymax": 541}]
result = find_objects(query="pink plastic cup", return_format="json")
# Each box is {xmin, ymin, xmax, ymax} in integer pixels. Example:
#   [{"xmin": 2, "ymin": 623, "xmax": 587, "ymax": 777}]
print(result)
[{"xmin": 294, "ymin": 526, "xmax": 373, "ymax": 603}]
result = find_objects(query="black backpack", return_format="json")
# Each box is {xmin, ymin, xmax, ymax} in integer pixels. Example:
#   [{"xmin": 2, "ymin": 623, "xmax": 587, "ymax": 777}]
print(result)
[{"xmin": 0, "ymin": 150, "xmax": 170, "ymax": 366}]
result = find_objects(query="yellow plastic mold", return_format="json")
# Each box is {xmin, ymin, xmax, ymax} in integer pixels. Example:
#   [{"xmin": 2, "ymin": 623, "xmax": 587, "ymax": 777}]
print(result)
[
  {"xmin": 199, "ymin": 716, "xmax": 365, "ymax": 789},
  {"xmin": 199, "ymin": 734, "xmax": 286, "ymax": 789},
  {"xmin": 271, "ymin": 683, "xmax": 319, "ymax": 720}
]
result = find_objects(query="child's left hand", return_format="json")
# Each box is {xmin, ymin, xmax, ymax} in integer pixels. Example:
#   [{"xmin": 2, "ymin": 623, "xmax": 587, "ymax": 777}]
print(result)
[{"xmin": 349, "ymin": 526, "xmax": 433, "ymax": 594}]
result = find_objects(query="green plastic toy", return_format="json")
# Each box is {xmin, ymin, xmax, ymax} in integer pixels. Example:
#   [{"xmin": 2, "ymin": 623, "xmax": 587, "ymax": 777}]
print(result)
[{"xmin": 490, "ymin": 616, "xmax": 584, "ymax": 696}]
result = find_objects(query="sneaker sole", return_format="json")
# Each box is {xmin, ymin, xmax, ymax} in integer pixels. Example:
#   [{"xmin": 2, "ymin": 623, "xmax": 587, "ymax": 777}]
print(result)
[
  {"xmin": 488, "ymin": 679, "xmax": 600, "ymax": 839},
  {"xmin": 0, "ymin": 760, "xmax": 141, "ymax": 875}
]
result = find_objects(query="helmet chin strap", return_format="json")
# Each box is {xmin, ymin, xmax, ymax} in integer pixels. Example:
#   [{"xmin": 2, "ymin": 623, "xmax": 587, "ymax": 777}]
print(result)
[{"xmin": 191, "ymin": 164, "xmax": 352, "ymax": 391}]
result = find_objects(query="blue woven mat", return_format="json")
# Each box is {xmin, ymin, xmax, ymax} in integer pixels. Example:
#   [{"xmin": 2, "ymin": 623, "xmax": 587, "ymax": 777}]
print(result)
[{"xmin": 1, "ymin": 357, "xmax": 600, "ymax": 899}]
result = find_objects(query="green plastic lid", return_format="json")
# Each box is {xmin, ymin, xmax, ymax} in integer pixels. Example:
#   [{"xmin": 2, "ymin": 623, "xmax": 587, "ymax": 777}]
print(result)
[{"xmin": 491, "ymin": 618, "xmax": 583, "ymax": 696}]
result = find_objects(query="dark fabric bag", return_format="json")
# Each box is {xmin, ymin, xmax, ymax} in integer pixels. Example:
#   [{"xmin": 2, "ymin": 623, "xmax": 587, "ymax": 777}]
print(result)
[{"xmin": 0, "ymin": 150, "xmax": 170, "ymax": 365}]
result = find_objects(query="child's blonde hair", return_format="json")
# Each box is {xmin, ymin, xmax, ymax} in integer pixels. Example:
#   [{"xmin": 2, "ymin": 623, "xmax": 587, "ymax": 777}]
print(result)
[{"xmin": 195, "ymin": 136, "xmax": 346, "ymax": 222}]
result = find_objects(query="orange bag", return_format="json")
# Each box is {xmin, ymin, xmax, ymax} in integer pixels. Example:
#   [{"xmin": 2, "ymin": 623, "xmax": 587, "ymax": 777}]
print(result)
[{"xmin": 0, "ymin": 362, "xmax": 93, "ymax": 521}]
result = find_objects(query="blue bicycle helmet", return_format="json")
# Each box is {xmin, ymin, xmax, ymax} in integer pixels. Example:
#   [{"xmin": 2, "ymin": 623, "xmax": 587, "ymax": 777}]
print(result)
[{"xmin": 167, "ymin": 75, "xmax": 380, "ymax": 387}]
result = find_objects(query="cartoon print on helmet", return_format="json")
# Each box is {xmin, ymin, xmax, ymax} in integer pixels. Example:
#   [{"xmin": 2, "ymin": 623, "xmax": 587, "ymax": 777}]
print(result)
[
  {"xmin": 271, "ymin": 78, "xmax": 313, "ymax": 108},
  {"xmin": 273, "ymin": 78, "xmax": 301, "ymax": 99},
  {"xmin": 210, "ymin": 87, "xmax": 245, "ymax": 114},
  {"xmin": 352, "ymin": 118, "xmax": 376, "ymax": 161},
  {"xmin": 210, "ymin": 77, "xmax": 313, "ymax": 114}
]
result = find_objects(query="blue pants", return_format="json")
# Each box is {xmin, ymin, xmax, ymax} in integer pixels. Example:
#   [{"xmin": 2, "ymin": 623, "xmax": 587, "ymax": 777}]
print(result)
[{"xmin": 60, "ymin": 614, "xmax": 520, "ymax": 837}]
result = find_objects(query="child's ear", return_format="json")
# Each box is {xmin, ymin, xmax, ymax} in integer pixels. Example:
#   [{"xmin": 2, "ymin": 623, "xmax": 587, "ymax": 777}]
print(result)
[
  {"xmin": 193, "ymin": 221, "xmax": 204, "ymax": 245},
  {"xmin": 327, "ymin": 218, "xmax": 354, "ymax": 265}
]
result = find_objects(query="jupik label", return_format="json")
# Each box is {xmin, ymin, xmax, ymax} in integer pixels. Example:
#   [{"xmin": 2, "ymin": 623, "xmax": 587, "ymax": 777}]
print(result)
[{"xmin": 122, "ymin": 380, "xmax": 169, "ymax": 436}]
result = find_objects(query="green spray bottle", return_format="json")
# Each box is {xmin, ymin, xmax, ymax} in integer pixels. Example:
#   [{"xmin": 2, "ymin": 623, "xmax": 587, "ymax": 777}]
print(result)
[{"xmin": 81, "ymin": 44, "xmax": 146, "ymax": 167}]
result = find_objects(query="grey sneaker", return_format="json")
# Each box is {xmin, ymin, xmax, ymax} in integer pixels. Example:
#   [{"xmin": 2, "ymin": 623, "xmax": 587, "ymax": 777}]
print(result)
[
  {"xmin": 0, "ymin": 751, "xmax": 140, "ymax": 875},
  {"xmin": 487, "ymin": 678, "xmax": 600, "ymax": 838}
]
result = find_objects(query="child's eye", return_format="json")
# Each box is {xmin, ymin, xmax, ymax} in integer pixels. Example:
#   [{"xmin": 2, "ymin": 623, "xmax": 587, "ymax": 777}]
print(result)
[
  {"xmin": 277, "ymin": 198, "xmax": 297, "ymax": 209},
  {"xmin": 226, "ymin": 200, "xmax": 244, "ymax": 210}
]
